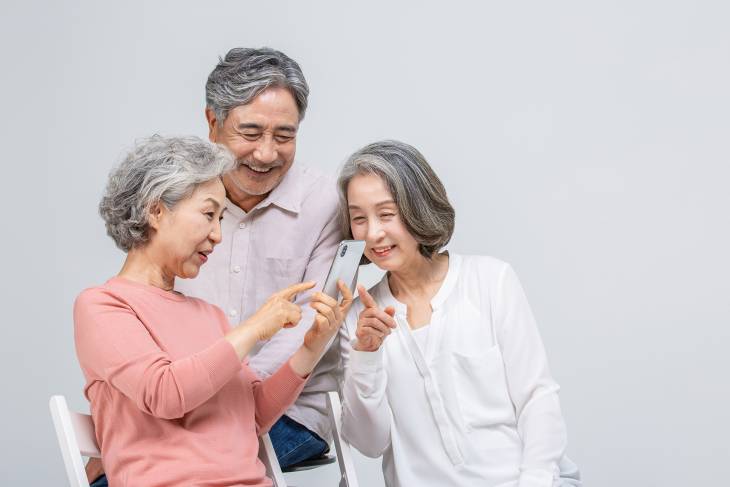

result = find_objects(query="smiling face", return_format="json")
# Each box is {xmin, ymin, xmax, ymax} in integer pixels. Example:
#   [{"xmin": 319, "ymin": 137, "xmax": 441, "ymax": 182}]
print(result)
[
  {"xmin": 148, "ymin": 178, "xmax": 227, "ymax": 280},
  {"xmin": 347, "ymin": 172, "xmax": 422, "ymax": 272},
  {"xmin": 207, "ymin": 86, "xmax": 299, "ymax": 212}
]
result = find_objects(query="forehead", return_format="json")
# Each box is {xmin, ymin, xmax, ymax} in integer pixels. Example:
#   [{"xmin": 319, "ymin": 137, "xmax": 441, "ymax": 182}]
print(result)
[
  {"xmin": 190, "ymin": 178, "xmax": 226, "ymax": 203},
  {"xmin": 347, "ymin": 173, "xmax": 394, "ymax": 203},
  {"xmin": 224, "ymin": 87, "xmax": 299, "ymax": 127}
]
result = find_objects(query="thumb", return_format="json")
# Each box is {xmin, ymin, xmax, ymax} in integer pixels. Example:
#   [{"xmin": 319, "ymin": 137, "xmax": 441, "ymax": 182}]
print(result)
[{"xmin": 384, "ymin": 306, "xmax": 395, "ymax": 317}]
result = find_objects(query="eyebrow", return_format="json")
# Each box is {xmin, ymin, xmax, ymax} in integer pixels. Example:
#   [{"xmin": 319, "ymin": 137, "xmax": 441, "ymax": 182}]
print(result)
[
  {"xmin": 204, "ymin": 198, "xmax": 222, "ymax": 209},
  {"xmin": 348, "ymin": 199, "xmax": 396, "ymax": 210},
  {"xmin": 236, "ymin": 123, "xmax": 297, "ymax": 133}
]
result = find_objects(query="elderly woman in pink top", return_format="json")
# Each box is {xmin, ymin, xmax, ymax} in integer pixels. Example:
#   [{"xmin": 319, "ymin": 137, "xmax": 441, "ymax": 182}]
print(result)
[{"xmin": 74, "ymin": 135, "xmax": 352, "ymax": 487}]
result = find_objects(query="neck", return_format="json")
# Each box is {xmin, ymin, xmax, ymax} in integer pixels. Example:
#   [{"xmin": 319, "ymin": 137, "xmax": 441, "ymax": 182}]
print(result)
[
  {"xmin": 118, "ymin": 246, "xmax": 175, "ymax": 291},
  {"xmin": 388, "ymin": 252, "xmax": 449, "ymax": 299},
  {"xmin": 227, "ymin": 190, "xmax": 267, "ymax": 213}
]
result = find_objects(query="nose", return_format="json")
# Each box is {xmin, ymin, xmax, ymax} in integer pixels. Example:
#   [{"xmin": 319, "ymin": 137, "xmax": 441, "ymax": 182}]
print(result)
[
  {"xmin": 209, "ymin": 220, "xmax": 223, "ymax": 245},
  {"xmin": 366, "ymin": 221, "xmax": 385, "ymax": 243},
  {"xmin": 253, "ymin": 135, "xmax": 278, "ymax": 165}
]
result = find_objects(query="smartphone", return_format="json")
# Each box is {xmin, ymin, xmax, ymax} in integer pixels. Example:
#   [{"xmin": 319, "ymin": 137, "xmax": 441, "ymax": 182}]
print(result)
[{"xmin": 322, "ymin": 240, "xmax": 366, "ymax": 299}]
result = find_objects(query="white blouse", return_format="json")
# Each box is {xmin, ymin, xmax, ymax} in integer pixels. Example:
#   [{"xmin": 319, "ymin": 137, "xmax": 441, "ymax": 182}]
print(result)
[{"xmin": 341, "ymin": 254, "xmax": 570, "ymax": 487}]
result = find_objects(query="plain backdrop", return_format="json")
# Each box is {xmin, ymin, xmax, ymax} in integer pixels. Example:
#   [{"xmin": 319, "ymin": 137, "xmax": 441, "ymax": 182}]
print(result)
[{"xmin": 1, "ymin": 1, "xmax": 728, "ymax": 485}]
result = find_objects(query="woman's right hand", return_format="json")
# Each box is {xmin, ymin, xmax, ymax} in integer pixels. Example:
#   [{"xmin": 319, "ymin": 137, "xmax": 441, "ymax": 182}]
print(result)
[
  {"xmin": 354, "ymin": 285, "xmax": 397, "ymax": 352},
  {"xmin": 245, "ymin": 281, "xmax": 316, "ymax": 341}
]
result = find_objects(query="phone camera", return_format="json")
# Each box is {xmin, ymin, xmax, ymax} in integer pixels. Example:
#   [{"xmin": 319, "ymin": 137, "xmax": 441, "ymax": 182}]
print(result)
[{"xmin": 341, "ymin": 245, "xmax": 348, "ymax": 257}]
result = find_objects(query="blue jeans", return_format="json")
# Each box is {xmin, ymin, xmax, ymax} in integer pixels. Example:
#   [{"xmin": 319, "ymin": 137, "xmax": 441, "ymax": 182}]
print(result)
[
  {"xmin": 88, "ymin": 415, "xmax": 327, "ymax": 486},
  {"xmin": 269, "ymin": 414, "xmax": 329, "ymax": 468}
]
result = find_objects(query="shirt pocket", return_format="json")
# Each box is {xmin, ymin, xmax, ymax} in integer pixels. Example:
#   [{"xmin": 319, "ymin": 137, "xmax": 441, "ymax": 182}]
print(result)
[{"xmin": 449, "ymin": 345, "xmax": 516, "ymax": 429}]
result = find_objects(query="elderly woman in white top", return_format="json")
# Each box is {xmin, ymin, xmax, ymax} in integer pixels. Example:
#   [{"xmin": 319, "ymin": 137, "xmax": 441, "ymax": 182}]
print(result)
[{"xmin": 338, "ymin": 140, "xmax": 581, "ymax": 487}]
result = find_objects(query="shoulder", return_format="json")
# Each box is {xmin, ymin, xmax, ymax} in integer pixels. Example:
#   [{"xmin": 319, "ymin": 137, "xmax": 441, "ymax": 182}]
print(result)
[
  {"xmin": 74, "ymin": 283, "xmax": 129, "ymax": 313},
  {"xmin": 296, "ymin": 164, "xmax": 339, "ymax": 212},
  {"xmin": 456, "ymin": 254, "xmax": 512, "ymax": 283}
]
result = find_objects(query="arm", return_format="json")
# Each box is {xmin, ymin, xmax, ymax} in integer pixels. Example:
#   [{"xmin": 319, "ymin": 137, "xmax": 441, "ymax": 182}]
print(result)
[
  {"xmin": 74, "ymin": 289, "xmax": 243, "ymax": 420},
  {"xmin": 495, "ymin": 264, "xmax": 567, "ymax": 487},
  {"xmin": 252, "ymin": 281, "xmax": 354, "ymax": 433},
  {"xmin": 340, "ymin": 294, "xmax": 397, "ymax": 458},
  {"xmin": 249, "ymin": 204, "xmax": 342, "ymax": 378},
  {"xmin": 251, "ymin": 359, "xmax": 308, "ymax": 434}
]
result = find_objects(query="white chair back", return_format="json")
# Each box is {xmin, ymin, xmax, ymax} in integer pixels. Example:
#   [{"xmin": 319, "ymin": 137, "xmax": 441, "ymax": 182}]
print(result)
[{"xmin": 49, "ymin": 392, "xmax": 359, "ymax": 487}]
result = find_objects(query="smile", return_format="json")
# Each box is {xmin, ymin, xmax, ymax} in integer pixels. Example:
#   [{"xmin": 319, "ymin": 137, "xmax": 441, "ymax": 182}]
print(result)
[{"xmin": 372, "ymin": 246, "xmax": 394, "ymax": 257}]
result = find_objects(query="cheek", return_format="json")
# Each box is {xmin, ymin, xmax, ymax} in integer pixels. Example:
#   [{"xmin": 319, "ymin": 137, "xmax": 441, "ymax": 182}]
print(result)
[{"xmin": 226, "ymin": 139, "xmax": 254, "ymax": 160}]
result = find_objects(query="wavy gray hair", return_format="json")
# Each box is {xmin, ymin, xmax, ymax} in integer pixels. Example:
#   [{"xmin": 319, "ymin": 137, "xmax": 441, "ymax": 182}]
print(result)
[
  {"xmin": 99, "ymin": 135, "xmax": 235, "ymax": 252},
  {"xmin": 205, "ymin": 47, "xmax": 309, "ymax": 123},
  {"xmin": 337, "ymin": 140, "xmax": 455, "ymax": 263}
]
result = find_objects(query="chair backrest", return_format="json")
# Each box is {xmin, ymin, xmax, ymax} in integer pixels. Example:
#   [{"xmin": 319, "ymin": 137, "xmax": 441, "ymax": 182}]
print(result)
[
  {"xmin": 49, "ymin": 395, "xmax": 98, "ymax": 487},
  {"xmin": 326, "ymin": 391, "xmax": 360, "ymax": 487},
  {"xmin": 49, "ymin": 392, "xmax": 359, "ymax": 487}
]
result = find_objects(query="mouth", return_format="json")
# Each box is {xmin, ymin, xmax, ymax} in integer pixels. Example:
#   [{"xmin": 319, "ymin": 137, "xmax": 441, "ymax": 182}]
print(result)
[
  {"xmin": 238, "ymin": 161, "xmax": 280, "ymax": 176},
  {"xmin": 371, "ymin": 245, "xmax": 395, "ymax": 258},
  {"xmin": 197, "ymin": 250, "xmax": 212, "ymax": 263}
]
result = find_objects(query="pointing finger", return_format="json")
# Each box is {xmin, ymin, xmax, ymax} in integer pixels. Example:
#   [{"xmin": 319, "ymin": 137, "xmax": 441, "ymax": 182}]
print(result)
[
  {"xmin": 357, "ymin": 284, "xmax": 378, "ymax": 309},
  {"xmin": 276, "ymin": 281, "xmax": 316, "ymax": 301}
]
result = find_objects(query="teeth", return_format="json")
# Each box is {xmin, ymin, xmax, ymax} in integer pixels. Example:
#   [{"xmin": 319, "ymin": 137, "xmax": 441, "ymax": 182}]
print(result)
[{"xmin": 247, "ymin": 165, "xmax": 271, "ymax": 173}]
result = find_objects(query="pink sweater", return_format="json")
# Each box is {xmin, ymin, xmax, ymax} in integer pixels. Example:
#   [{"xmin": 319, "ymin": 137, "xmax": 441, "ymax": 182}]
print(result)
[{"xmin": 74, "ymin": 277, "xmax": 306, "ymax": 487}]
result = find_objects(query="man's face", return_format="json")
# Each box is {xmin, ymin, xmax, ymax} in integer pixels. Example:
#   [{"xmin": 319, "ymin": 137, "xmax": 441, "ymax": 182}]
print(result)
[{"xmin": 208, "ymin": 87, "xmax": 299, "ymax": 209}]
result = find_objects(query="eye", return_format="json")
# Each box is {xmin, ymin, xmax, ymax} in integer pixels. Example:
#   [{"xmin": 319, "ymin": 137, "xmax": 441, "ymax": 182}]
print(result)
[
  {"xmin": 205, "ymin": 211, "xmax": 215, "ymax": 221},
  {"xmin": 274, "ymin": 134, "xmax": 295, "ymax": 143},
  {"xmin": 242, "ymin": 132, "xmax": 262, "ymax": 141},
  {"xmin": 380, "ymin": 213, "xmax": 395, "ymax": 219},
  {"xmin": 350, "ymin": 216, "xmax": 366, "ymax": 223}
]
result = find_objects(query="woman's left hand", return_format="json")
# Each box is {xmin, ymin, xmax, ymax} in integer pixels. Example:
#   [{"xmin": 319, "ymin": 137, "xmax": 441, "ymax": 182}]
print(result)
[{"xmin": 303, "ymin": 280, "xmax": 354, "ymax": 354}]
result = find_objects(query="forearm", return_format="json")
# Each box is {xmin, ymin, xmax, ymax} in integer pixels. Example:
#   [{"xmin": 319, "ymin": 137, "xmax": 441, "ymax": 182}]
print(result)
[
  {"xmin": 341, "ymin": 346, "xmax": 392, "ymax": 457},
  {"xmin": 253, "ymin": 359, "xmax": 308, "ymax": 434},
  {"xmin": 516, "ymin": 390, "xmax": 567, "ymax": 487}
]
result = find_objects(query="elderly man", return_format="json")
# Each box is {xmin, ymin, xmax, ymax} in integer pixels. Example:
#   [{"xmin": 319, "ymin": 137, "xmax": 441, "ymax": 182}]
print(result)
[{"xmin": 88, "ymin": 47, "xmax": 342, "ymax": 486}]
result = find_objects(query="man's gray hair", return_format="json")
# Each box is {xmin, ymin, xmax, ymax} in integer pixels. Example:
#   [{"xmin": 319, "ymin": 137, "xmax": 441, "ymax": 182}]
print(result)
[
  {"xmin": 99, "ymin": 135, "xmax": 235, "ymax": 252},
  {"xmin": 206, "ymin": 47, "xmax": 309, "ymax": 123},
  {"xmin": 337, "ymin": 140, "xmax": 455, "ymax": 262}
]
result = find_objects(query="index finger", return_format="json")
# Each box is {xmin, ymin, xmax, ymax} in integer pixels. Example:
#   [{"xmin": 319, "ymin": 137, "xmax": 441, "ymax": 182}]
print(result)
[
  {"xmin": 357, "ymin": 284, "xmax": 378, "ymax": 309},
  {"xmin": 275, "ymin": 281, "xmax": 316, "ymax": 300}
]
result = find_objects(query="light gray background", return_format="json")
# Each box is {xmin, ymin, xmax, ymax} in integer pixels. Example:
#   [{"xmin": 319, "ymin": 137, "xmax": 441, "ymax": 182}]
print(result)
[{"xmin": 1, "ymin": 1, "xmax": 728, "ymax": 485}]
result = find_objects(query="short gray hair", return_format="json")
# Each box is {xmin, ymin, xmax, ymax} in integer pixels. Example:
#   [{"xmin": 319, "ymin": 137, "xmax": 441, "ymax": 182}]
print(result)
[
  {"xmin": 337, "ymin": 140, "xmax": 455, "ymax": 262},
  {"xmin": 99, "ymin": 135, "xmax": 235, "ymax": 252},
  {"xmin": 206, "ymin": 47, "xmax": 309, "ymax": 123}
]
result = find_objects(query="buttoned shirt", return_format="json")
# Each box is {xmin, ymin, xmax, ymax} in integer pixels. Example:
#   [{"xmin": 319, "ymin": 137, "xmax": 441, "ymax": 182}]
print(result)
[
  {"xmin": 341, "ymin": 254, "xmax": 572, "ymax": 487},
  {"xmin": 176, "ymin": 164, "xmax": 343, "ymax": 441}
]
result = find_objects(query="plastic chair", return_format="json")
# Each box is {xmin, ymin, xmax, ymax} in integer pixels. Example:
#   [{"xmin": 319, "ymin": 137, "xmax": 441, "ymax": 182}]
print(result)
[{"xmin": 49, "ymin": 392, "xmax": 358, "ymax": 487}]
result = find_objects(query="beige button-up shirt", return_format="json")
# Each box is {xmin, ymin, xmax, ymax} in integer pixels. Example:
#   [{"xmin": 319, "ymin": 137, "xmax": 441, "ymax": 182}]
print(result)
[{"xmin": 176, "ymin": 164, "xmax": 343, "ymax": 441}]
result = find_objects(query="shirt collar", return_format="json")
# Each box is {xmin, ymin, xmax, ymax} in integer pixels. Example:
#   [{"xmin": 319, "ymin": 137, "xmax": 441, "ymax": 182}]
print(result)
[{"xmin": 256, "ymin": 165, "xmax": 303, "ymax": 214}]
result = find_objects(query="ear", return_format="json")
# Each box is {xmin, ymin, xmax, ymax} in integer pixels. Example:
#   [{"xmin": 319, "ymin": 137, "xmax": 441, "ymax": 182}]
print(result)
[
  {"xmin": 205, "ymin": 108, "xmax": 218, "ymax": 142},
  {"xmin": 147, "ymin": 201, "xmax": 166, "ymax": 231}
]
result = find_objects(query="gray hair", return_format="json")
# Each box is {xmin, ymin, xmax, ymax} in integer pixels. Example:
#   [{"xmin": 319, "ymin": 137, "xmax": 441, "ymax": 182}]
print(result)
[
  {"xmin": 337, "ymin": 140, "xmax": 455, "ymax": 262},
  {"xmin": 99, "ymin": 135, "xmax": 235, "ymax": 252},
  {"xmin": 205, "ymin": 47, "xmax": 309, "ymax": 123}
]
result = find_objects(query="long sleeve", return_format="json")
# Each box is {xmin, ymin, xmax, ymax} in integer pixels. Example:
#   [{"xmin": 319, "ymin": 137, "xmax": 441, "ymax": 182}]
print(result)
[
  {"xmin": 340, "ymin": 307, "xmax": 393, "ymax": 458},
  {"xmin": 494, "ymin": 264, "xmax": 567, "ymax": 487},
  {"xmin": 251, "ymin": 359, "xmax": 308, "ymax": 434},
  {"xmin": 248, "ymin": 201, "xmax": 342, "ymax": 379},
  {"xmin": 74, "ymin": 288, "xmax": 242, "ymax": 420}
]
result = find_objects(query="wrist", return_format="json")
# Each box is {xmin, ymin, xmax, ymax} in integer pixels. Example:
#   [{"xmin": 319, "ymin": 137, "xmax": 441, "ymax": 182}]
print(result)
[
  {"xmin": 289, "ymin": 345, "xmax": 319, "ymax": 378},
  {"xmin": 225, "ymin": 324, "xmax": 259, "ymax": 360}
]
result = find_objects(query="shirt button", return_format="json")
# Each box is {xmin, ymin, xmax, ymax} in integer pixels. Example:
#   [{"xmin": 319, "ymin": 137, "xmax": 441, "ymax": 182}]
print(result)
[
  {"xmin": 232, "ymin": 265, "xmax": 241, "ymax": 273},
  {"xmin": 229, "ymin": 309, "xmax": 238, "ymax": 317},
  {"xmin": 239, "ymin": 222, "xmax": 246, "ymax": 229}
]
